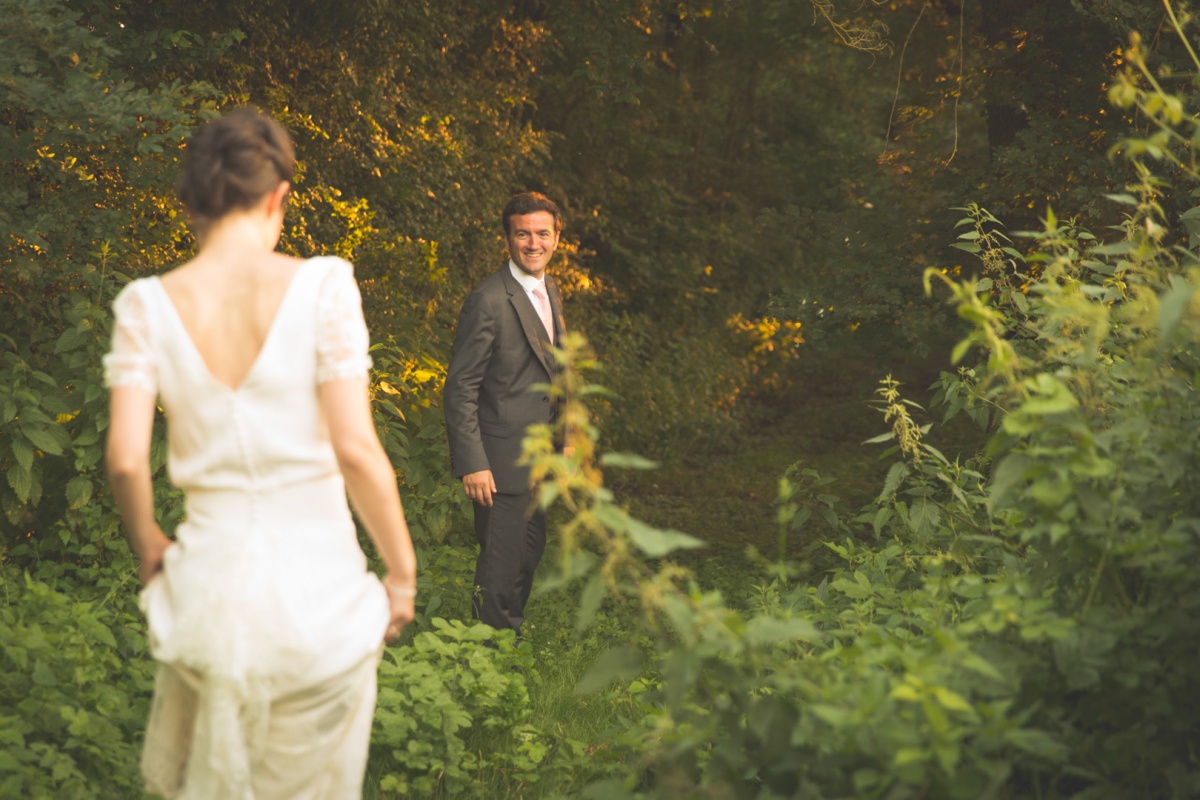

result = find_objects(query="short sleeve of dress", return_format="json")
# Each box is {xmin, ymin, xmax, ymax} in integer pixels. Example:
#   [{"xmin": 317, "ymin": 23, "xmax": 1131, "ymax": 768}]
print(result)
[
  {"xmin": 316, "ymin": 259, "xmax": 373, "ymax": 384},
  {"xmin": 103, "ymin": 281, "xmax": 158, "ymax": 394}
]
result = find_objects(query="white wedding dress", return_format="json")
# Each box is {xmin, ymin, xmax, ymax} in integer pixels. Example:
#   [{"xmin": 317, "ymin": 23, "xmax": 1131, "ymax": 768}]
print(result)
[{"xmin": 104, "ymin": 256, "xmax": 390, "ymax": 800}]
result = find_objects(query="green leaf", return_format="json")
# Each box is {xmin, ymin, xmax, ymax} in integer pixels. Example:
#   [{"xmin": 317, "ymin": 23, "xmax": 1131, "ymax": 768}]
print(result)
[
  {"xmin": 539, "ymin": 549, "xmax": 598, "ymax": 591},
  {"xmin": 11, "ymin": 437, "xmax": 33, "ymax": 472},
  {"xmin": 810, "ymin": 704, "xmax": 850, "ymax": 727},
  {"xmin": 1020, "ymin": 374, "xmax": 1078, "ymax": 416},
  {"xmin": 893, "ymin": 747, "xmax": 927, "ymax": 766},
  {"xmin": 744, "ymin": 616, "xmax": 819, "ymax": 645},
  {"xmin": 661, "ymin": 595, "xmax": 695, "ymax": 637},
  {"xmin": 576, "ymin": 646, "xmax": 643, "ymax": 694},
  {"xmin": 922, "ymin": 696, "xmax": 950, "ymax": 735},
  {"xmin": 66, "ymin": 476, "xmax": 93, "ymax": 510},
  {"xmin": 932, "ymin": 686, "xmax": 975, "ymax": 714},
  {"xmin": 54, "ymin": 325, "xmax": 87, "ymax": 354},
  {"xmin": 1004, "ymin": 729, "xmax": 1068, "ymax": 760},
  {"xmin": 877, "ymin": 462, "xmax": 910, "ymax": 502},
  {"xmin": 933, "ymin": 740, "xmax": 961, "ymax": 772},
  {"xmin": 72, "ymin": 427, "xmax": 100, "ymax": 447},
  {"xmin": 575, "ymin": 574, "xmax": 607, "ymax": 633},
  {"xmin": 872, "ymin": 506, "xmax": 893, "ymax": 536},
  {"xmin": 950, "ymin": 337, "xmax": 975, "ymax": 365},
  {"xmin": 1089, "ymin": 241, "xmax": 1137, "ymax": 256},
  {"xmin": 830, "ymin": 574, "xmax": 872, "ymax": 600},
  {"xmin": 20, "ymin": 423, "xmax": 66, "ymax": 456},
  {"xmin": 1157, "ymin": 277, "xmax": 1194, "ymax": 345},
  {"xmin": 960, "ymin": 653, "xmax": 1005, "ymax": 681},
  {"xmin": 6, "ymin": 463, "xmax": 31, "ymax": 503},
  {"xmin": 989, "ymin": 454, "xmax": 1032, "ymax": 511},
  {"xmin": 907, "ymin": 498, "xmax": 942, "ymax": 538},
  {"xmin": 31, "ymin": 662, "xmax": 56, "ymax": 687},
  {"xmin": 852, "ymin": 768, "xmax": 881, "ymax": 792},
  {"xmin": 595, "ymin": 505, "xmax": 703, "ymax": 557},
  {"xmin": 599, "ymin": 453, "xmax": 659, "ymax": 470},
  {"xmin": 1102, "ymin": 192, "xmax": 1138, "ymax": 205}
]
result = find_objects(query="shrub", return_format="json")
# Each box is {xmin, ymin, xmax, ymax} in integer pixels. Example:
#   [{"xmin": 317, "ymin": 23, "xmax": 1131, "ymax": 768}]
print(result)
[
  {"xmin": 0, "ymin": 566, "xmax": 153, "ymax": 799},
  {"xmin": 528, "ymin": 27, "xmax": 1200, "ymax": 788},
  {"xmin": 370, "ymin": 618, "xmax": 548, "ymax": 798}
]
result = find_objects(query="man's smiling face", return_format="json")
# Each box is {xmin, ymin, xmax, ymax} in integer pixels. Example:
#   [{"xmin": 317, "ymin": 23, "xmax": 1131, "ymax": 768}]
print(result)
[{"xmin": 506, "ymin": 211, "xmax": 560, "ymax": 279}]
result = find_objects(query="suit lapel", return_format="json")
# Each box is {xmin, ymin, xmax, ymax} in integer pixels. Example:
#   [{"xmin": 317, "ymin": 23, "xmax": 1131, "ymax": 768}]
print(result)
[
  {"xmin": 501, "ymin": 265, "xmax": 555, "ymax": 374},
  {"xmin": 546, "ymin": 275, "xmax": 566, "ymax": 344}
]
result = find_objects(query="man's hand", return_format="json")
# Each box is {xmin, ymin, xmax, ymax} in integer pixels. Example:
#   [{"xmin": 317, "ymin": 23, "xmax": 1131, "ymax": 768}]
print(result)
[{"xmin": 462, "ymin": 470, "xmax": 497, "ymax": 507}]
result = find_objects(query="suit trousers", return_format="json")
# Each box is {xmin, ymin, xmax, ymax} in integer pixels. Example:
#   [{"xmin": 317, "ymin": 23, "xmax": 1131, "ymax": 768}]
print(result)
[{"xmin": 472, "ymin": 488, "xmax": 547, "ymax": 634}]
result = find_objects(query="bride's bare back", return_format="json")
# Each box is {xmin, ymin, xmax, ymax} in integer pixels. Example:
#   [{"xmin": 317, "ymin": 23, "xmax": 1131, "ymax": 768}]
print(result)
[{"xmin": 159, "ymin": 251, "xmax": 305, "ymax": 391}]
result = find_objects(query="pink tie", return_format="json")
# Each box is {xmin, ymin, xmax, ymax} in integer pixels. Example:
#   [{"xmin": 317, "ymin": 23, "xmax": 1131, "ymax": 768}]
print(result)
[{"xmin": 532, "ymin": 286, "xmax": 554, "ymax": 344}]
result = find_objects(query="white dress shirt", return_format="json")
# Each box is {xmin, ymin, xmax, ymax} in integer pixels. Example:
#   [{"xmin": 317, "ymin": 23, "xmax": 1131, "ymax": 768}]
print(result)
[{"xmin": 508, "ymin": 260, "xmax": 553, "ymax": 340}]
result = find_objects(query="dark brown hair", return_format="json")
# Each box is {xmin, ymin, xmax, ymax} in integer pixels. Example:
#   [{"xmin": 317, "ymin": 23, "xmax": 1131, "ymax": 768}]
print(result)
[
  {"xmin": 177, "ymin": 107, "xmax": 295, "ymax": 233},
  {"xmin": 501, "ymin": 192, "xmax": 563, "ymax": 235}
]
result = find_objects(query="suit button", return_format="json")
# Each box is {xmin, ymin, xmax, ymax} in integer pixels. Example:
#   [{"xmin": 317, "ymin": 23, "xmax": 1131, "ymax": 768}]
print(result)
[{"xmin": 542, "ymin": 396, "xmax": 550, "ymax": 402}]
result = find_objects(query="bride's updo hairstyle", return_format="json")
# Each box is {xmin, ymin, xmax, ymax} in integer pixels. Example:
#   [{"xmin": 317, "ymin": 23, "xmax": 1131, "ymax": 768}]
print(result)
[{"xmin": 177, "ymin": 107, "xmax": 294, "ymax": 237}]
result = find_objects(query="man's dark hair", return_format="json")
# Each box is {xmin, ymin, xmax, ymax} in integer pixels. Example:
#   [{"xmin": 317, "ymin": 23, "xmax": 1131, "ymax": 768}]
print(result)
[{"xmin": 502, "ymin": 192, "xmax": 563, "ymax": 235}]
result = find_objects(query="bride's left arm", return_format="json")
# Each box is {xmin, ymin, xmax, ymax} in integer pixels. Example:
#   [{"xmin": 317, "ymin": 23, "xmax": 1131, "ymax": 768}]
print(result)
[
  {"xmin": 104, "ymin": 283, "xmax": 171, "ymax": 585},
  {"xmin": 106, "ymin": 385, "xmax": 172, "ymax": 585}
]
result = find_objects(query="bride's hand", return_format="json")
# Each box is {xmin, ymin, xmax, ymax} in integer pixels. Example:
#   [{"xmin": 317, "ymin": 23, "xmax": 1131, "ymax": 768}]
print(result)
[
  {"xmin": 382, "ymin": 575, "xmax": 416, "ymax": 643},
  {"xmin": 136, "ymin": 529, "xmax": 173, "ymax": 586}
]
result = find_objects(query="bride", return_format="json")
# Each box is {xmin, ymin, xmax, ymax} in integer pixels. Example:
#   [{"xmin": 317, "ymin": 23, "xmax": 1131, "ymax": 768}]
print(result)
[{"xmin": 104, "ymin": 107, "xmax": 417, "ymax": 799}]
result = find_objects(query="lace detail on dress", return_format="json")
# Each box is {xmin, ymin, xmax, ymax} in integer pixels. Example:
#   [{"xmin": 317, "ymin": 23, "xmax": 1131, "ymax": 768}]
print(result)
[
  {"xmin": 104, "ymin": 282, "xmax": 158, "ymax": 394},
  {"xmin": 315, "ymin": 260, "xmax": 373, "ymax": 384}
]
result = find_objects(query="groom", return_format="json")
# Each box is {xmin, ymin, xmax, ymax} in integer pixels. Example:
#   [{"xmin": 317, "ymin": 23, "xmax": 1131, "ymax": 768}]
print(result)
[{"xmin": 444, "ymin": 192, "xmax": 566, "ymax": 635}]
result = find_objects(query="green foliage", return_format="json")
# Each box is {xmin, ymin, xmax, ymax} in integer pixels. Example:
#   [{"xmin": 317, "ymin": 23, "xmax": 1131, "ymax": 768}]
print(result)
[
  {"xmin": 369, "ymin": 339, "xmax": 466, "ymax": 546},
  {"xmin": 8, "ymin": 2, "xmax": 1200, "ymax": 798},
  {"xmin": 370, "ymin": 618, "xmax": 546, "ymax": 798},
  {"xmin": 0, "ymin": 0, "xmax": 207, "ymax": 569},
  {"xmin": 527, "ymin": 34, "xmax": 1200, "ymax": 788},
  {"xmin": 0, "ymin": 566, "xmax": 153, "ymax": 799}
]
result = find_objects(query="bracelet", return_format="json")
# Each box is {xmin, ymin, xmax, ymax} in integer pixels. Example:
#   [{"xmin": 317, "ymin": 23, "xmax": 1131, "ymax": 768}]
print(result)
[{"xmin": 384, "ymin": 580, "xmax": 417, "ymax": 598}]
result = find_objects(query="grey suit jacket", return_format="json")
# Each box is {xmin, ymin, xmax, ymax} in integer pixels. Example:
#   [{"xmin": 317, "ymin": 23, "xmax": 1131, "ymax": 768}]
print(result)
[{"xmin": 444, "ymin": 264, "xmax": 566, "ymax": 494}]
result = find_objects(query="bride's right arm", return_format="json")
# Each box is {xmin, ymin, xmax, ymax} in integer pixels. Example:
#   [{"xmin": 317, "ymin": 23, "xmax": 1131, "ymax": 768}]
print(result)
[
  {"xmin": 319, "ymin": 378, "xmax": 417, "ymax": 629},
  {"xmin": 315, "ymin": 261, "xmax": 416, "ymax": 637}
]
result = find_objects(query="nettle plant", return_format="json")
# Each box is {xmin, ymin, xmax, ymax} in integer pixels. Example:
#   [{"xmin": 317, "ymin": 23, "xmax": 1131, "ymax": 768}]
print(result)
[
  {"xmin": 529, "ymin": 22, "xmax": 1200, "ymax": 799},
  {"xmin": 369, "ymin": 619, "xmax": 546, "ymax": 798},
  {"xmin": 530, "ymin": 339, "xmax": 1074, "ymax": 800}
]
